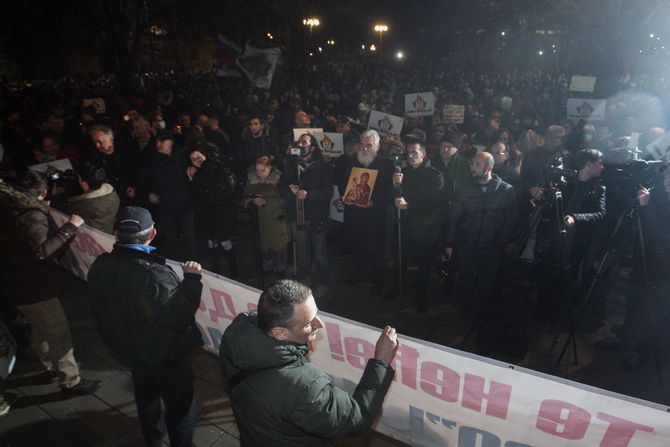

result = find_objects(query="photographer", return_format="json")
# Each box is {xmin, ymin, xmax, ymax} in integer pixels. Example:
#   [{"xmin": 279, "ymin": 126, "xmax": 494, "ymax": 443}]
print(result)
[
  {"xmin": 66, "ymin": 162, "xmax": 120, "ymax": 234},
  {"xmin": 535, "ymin": 149, "xmax": 606, "ymax": 320},
  {"xmin": 599, "ymin": 169, "xmax": 670, "ymax": 371},
  {"xmin": 279, "ymin": 134, "xmax": 333, "ymax": 294},
  {"xmin": 521, "ymin": 125, "xmax": 572, "ymax": 205},
  {"xmin": 393, "ymin": 140, "xmax": 444, "ymax": 312}
]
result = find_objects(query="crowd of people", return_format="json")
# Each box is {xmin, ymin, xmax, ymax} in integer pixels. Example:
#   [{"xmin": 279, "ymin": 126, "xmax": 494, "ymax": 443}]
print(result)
[{"xmin": 2, "ymin": 58, "xmax": 670, "ymax": 440}]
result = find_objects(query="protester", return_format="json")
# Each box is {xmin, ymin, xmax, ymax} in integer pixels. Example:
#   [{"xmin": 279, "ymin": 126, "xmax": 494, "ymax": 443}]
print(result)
[
  {"xmin": 88, "ymin": 206, "xmax": 203, "ymax": 447},
  {"xmin": 244, "ymin": 156, "xmax": 290, "ymax": 275},
  {"xmin": 187, "ymin": 143, "xmax": 238, "ymax": 277},
  {"xmin": 66, "ymin": 162, "xmax": 120, "ymax": 234},
  {"xmin": 0, "ymin": 173, "xmax": 101, "ymax": 397},
  {"xmin": 219, "ymin": 279, "xmax": 398, "ymax": 446}
]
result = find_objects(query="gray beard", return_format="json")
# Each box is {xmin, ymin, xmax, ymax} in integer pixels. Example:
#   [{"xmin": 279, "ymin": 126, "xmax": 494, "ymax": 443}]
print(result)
[{"xmin": 357, "ymin": 151, "xmax": 376, "ymax": 167}]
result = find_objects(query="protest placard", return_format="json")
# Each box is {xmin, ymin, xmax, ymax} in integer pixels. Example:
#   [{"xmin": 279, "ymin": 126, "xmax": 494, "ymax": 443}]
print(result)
[
  {"xmin": 367, "ymin": 110, "xmax": 404, "ymax": 136},
  {"xmin": 570, "ymin": 75, "xmax": 597, "ymax": 93},
  {"xmin": 567, "ymin": 98, "xmax": 606, "ymax": 121},
  {"xmin": 405, "ymin": 92, "xmax": 435, "ymax": 117},
  {"xmin": 443, "ymin": 105, "xmax": 465, "ymax": 124}
]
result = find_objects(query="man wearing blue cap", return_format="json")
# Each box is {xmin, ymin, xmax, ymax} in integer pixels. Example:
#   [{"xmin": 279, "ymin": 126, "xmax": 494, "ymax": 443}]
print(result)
[{"xmin": 88, "ymin": 206, "xmax": 204, "ymax": 447}]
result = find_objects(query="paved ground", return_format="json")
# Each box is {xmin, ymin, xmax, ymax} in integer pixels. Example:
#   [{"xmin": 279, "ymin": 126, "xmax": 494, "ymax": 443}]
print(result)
[{"xmin": 2, "ymin": 214, "xmax": 670, "ymax": 446}]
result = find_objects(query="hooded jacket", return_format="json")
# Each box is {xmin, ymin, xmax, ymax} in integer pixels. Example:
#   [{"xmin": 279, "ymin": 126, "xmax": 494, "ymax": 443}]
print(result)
[
  {"xmin": 219, "ymin": 312, "xmax": 394, "ymax": 446},
  {"xmin": 0, "ymin": 180, "xmax": 78, "ymax": 305},
  {"xmin": 66, "ymin": 183, "xmax": 120, "ymax": 234}
]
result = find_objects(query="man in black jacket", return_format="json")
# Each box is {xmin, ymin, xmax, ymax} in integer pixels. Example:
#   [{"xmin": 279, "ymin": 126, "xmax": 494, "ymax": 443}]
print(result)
[
  {"xmin": 280, "ymin": 134, "xmax": 333, "ymax": 291},
  {"xmin": 141, "ymin": 130, "xmax": 195, "ymax": 261},
  {"xmin": 393, "ymin": 141, "xmax": 444, "ymax": 311},
  {"xmin": 88, "ymin": 206, "xmax": 204, "ymax": 447},
  {"xmin": 444, "ymin": 152, "xmax": 517, "ymax": 317},
  {"xmin": 535, "ymin": 149, "xmax": 606, "ymax": 320}
]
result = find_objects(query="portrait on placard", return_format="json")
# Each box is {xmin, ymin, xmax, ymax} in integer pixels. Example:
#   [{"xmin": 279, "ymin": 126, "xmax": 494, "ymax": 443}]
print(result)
[{"xmin": 343, "ymin": 167, "xmax": 378, "ymax": 207}]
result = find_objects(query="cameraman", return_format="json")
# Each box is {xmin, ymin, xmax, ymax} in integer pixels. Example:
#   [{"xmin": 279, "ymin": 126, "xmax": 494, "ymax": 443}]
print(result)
[
  {"xmin": 279, "ymin": 134, "xmax": 333, "ymax": 294},
  {"xmin": 536, "ymin": 149, "xmax": 606, "ymax": 320},
  {"xmin": 600, "ymin": 169, "xmax": 670, "ymax": 371},
  {"xmin": 393, "ymin": 140, "xmax": 443, "ymax": 312}
]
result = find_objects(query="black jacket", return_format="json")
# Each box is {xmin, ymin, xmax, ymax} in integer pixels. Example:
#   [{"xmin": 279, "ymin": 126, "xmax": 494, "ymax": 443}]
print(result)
[
  {"xmin": 279, "ymin": 151, "xmax": 333, "ymax": 224},
  {"xmin": 87, "ymin": 246, "xmax": 203, "ymax": 368},
  {"xmin": 141, "ymin": 150, "xmax": 192, "ymax": 213},
  {"xmin": 189, "ymin": 152, "xmax": 236, "ymax": 240},
  {"xmin": 445, "ymin": 174, "xmax": 518, "ymax": 249},
  {"xmin": 398, "ymin": 159, "xmax": 444, "ymax": 245}
]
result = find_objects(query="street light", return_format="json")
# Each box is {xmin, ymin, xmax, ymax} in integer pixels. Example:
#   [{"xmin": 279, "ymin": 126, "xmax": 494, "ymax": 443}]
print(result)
[
  {"xmin": 370, "ymin": 44, "xmax": 377, "ymax": 52},
  {"xmin": 374, "ymin": 24, "xmax": 388, "ymax": 50}
]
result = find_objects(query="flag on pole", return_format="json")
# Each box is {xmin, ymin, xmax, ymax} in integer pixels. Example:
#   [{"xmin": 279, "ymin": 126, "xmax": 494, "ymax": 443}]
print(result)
[
  {"xmin": 216, "ymin": 34, "xmax": 242, "ymax": 77},
  {"xmin": 237, "ymin": 43, "xmax": 281, "ymax": 89}
]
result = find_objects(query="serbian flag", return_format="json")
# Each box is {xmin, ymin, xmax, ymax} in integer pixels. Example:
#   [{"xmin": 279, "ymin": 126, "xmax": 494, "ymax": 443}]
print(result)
[{"xmin": 216, "ymin": 34, "xmax": 242, "ymax": 77}]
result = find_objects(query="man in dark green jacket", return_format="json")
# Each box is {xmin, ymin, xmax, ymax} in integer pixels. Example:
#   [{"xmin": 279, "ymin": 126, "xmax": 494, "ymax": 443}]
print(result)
[{"xmin": 219, "ymin": 279, "xmax": 398, "ymax": 446}]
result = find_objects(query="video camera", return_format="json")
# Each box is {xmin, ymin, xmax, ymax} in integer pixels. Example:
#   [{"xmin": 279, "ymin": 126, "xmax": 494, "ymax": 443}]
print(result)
[{"xmin": 540, "ymin": 158, "xmax": 577, "ymax": 189}]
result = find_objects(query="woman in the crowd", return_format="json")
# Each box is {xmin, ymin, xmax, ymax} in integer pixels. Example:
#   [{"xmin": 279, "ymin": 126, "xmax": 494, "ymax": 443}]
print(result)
[{"xmin": 243, "ymin": 156, "xmax": 290, "ymax": 276}]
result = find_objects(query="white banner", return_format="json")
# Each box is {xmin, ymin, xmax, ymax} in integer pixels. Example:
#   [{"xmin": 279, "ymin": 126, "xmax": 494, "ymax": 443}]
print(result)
[
  {"xmin": 443, "ymin": 105, "xmax": 465, "ymax": 124},
  {"xmin": 405, "ymin": 92, "xmax": 435, "ymax": 117},
  {"xmin": 368, "ymin": 110, "xmax": 404, "ymax": 136},
  {"xmin": 329, "ymin": 185, "xmax": 344, "ymax": 223},
  {"xmin": 567, "ymin": 98, "xmax": 607, "ymax": 121},
  {"xmin": 29, "ymin": 158, "xmax": 73, "ymax": 174},
  {"xmin": 52, "ymin": 210, "xmax": 670, "ymax": 447},
  {"xmin": 570, "ymin": 76, "xmax": 597, "ymax": 93},
  {"xmin": 237, "ymin": 43, "xmax": 281, "ymax": 89}
]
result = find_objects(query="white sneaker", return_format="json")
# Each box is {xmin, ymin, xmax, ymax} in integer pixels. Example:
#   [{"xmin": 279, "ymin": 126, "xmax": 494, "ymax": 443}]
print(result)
[{"xmin": 0, "ymin": 395, "xmax": 11, "ymax": 417}]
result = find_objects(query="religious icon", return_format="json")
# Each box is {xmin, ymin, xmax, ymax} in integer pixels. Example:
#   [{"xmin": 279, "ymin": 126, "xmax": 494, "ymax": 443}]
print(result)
[{"xmin": 343, "ymin": 167, "xmax": 378, "ymax": 207}]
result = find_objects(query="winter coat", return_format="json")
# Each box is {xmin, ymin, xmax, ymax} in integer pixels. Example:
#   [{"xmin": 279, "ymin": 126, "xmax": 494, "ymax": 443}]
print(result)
[
  {"xmin": 87, "ymin": 245, "xmax": 203, "ymax": 368},
  {"xmin": 66, "ymin": 183, "xmax": 120, "ymax": 234},
  {"xmin": 445, "ymin": 174, "xmax": 518, "ymax": 250},
  {"xmin": 0, "ymin": 181, "xmax": 78, "ymax": 305},
  {"xmin": 189, "ymin": 153, "xmax": 236, "ymax": 241},
  {"xmin": 244, "ymin": 168, "xmax": 290, "ymax": 250},
  {"xmin": 141, "ymin": 150, "xmax": 192, "ymax": 213},
  {"xmin": 279, "ymin": 151, "xmax": 333, "ymax": 225},
  {"xmin": 219, "ymin": 312, "xmax": 394, "ymax": 447},
  {"xmin": 398, "ymin": 159, "xmax": 444, "ymax": 246}
]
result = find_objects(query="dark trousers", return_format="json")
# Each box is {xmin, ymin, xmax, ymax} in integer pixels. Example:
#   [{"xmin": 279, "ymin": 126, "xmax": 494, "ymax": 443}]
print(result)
[
  {"xmin": 401, "ymin": 235, "xmax": 433, "ymax": 308},
  {"xmin": 132, "ymin": 356, "xmax": 198, "ymax": 447},
  {"xmin": 157, "ymin": 207, "xmax": 196, "ymax": 261},
  {"xmin": 348, "ymin": 207, "xmax": 386, "ymax": 285},
  {"xmin": 456, "ymin": 245, "xmax": 502, "ymax": 317},
  {"xmin": 290, "ymin": 220, "xmax": 331, "ymax": 285}
]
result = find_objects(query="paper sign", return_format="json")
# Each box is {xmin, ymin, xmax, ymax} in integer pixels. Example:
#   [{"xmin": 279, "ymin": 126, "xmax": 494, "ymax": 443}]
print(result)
[
  {"xmin": 570, "ymin": 75, "xmax": 597, "ymax": 92},
  {"xmin": 567, "ymin": 98, "xmax": 606, "ymax": 121},
  {"xmin": 443, "ymin": 105, "xmax": 465, "ymax": 124},
  {"xmin": 29, "ymin": 158, "xmax": 73, "ymax": 174},
  {"xmin": 367, "ymin": 110, "xmax": 404, "ymax": 136},
  {"xmin": 314, "ymin": 132, "xmax": 344, "ymax": 158},
  {"xmin": 292, "ymin": 128, "xmax": 323, "ymax": 142},
  {"xmin": 405, "ymin": 92, "xmax": 435, "ymax": 117},
  {"xmin": 82, "ymin": 98, "xmax": 106, "ymax": 114}
]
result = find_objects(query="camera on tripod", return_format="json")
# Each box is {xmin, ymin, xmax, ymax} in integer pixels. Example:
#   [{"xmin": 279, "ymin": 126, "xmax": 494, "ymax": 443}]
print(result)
[{"xmin": 540, "ymin": 158, "xmax": 577, "ymax": 190}]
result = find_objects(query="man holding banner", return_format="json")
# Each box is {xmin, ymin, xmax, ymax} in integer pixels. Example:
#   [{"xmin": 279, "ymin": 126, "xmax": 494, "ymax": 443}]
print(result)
[
  {"xmin": 88, "ymin": 206, "xmax": 204, "ymax": 447},
  {"xmin": 219, "ymin": 279, "xmax": 398, "ymax": 446}
]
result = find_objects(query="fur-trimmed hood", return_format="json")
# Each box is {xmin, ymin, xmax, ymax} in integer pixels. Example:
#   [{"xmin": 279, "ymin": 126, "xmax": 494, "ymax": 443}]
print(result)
[
  {"xmin": 0, "ymin": 180, "xmax": 48, "ymax": 214},
  {"xmin": 247, "ymin": 167, "xmax": 282, "ymax": 185}
]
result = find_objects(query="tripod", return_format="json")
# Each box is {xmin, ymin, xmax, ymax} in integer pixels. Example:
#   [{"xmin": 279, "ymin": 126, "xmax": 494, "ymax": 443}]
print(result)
[
  {"xmin": 459, "ymin": 186, "xmax": 572, "ymax": 350},
  {"xmin": 554, "ymin": 205, "xmax": 663, "ymax": 383},
  {"xmin": 292, "ymin": 163, "xmax": 309, "ymax": 279}
]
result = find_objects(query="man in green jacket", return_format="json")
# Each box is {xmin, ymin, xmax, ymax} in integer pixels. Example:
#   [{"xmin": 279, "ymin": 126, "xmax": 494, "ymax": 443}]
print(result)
[{"xmin": 219, "ymin": 279, "xmax": 398, "ymax": 446}]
